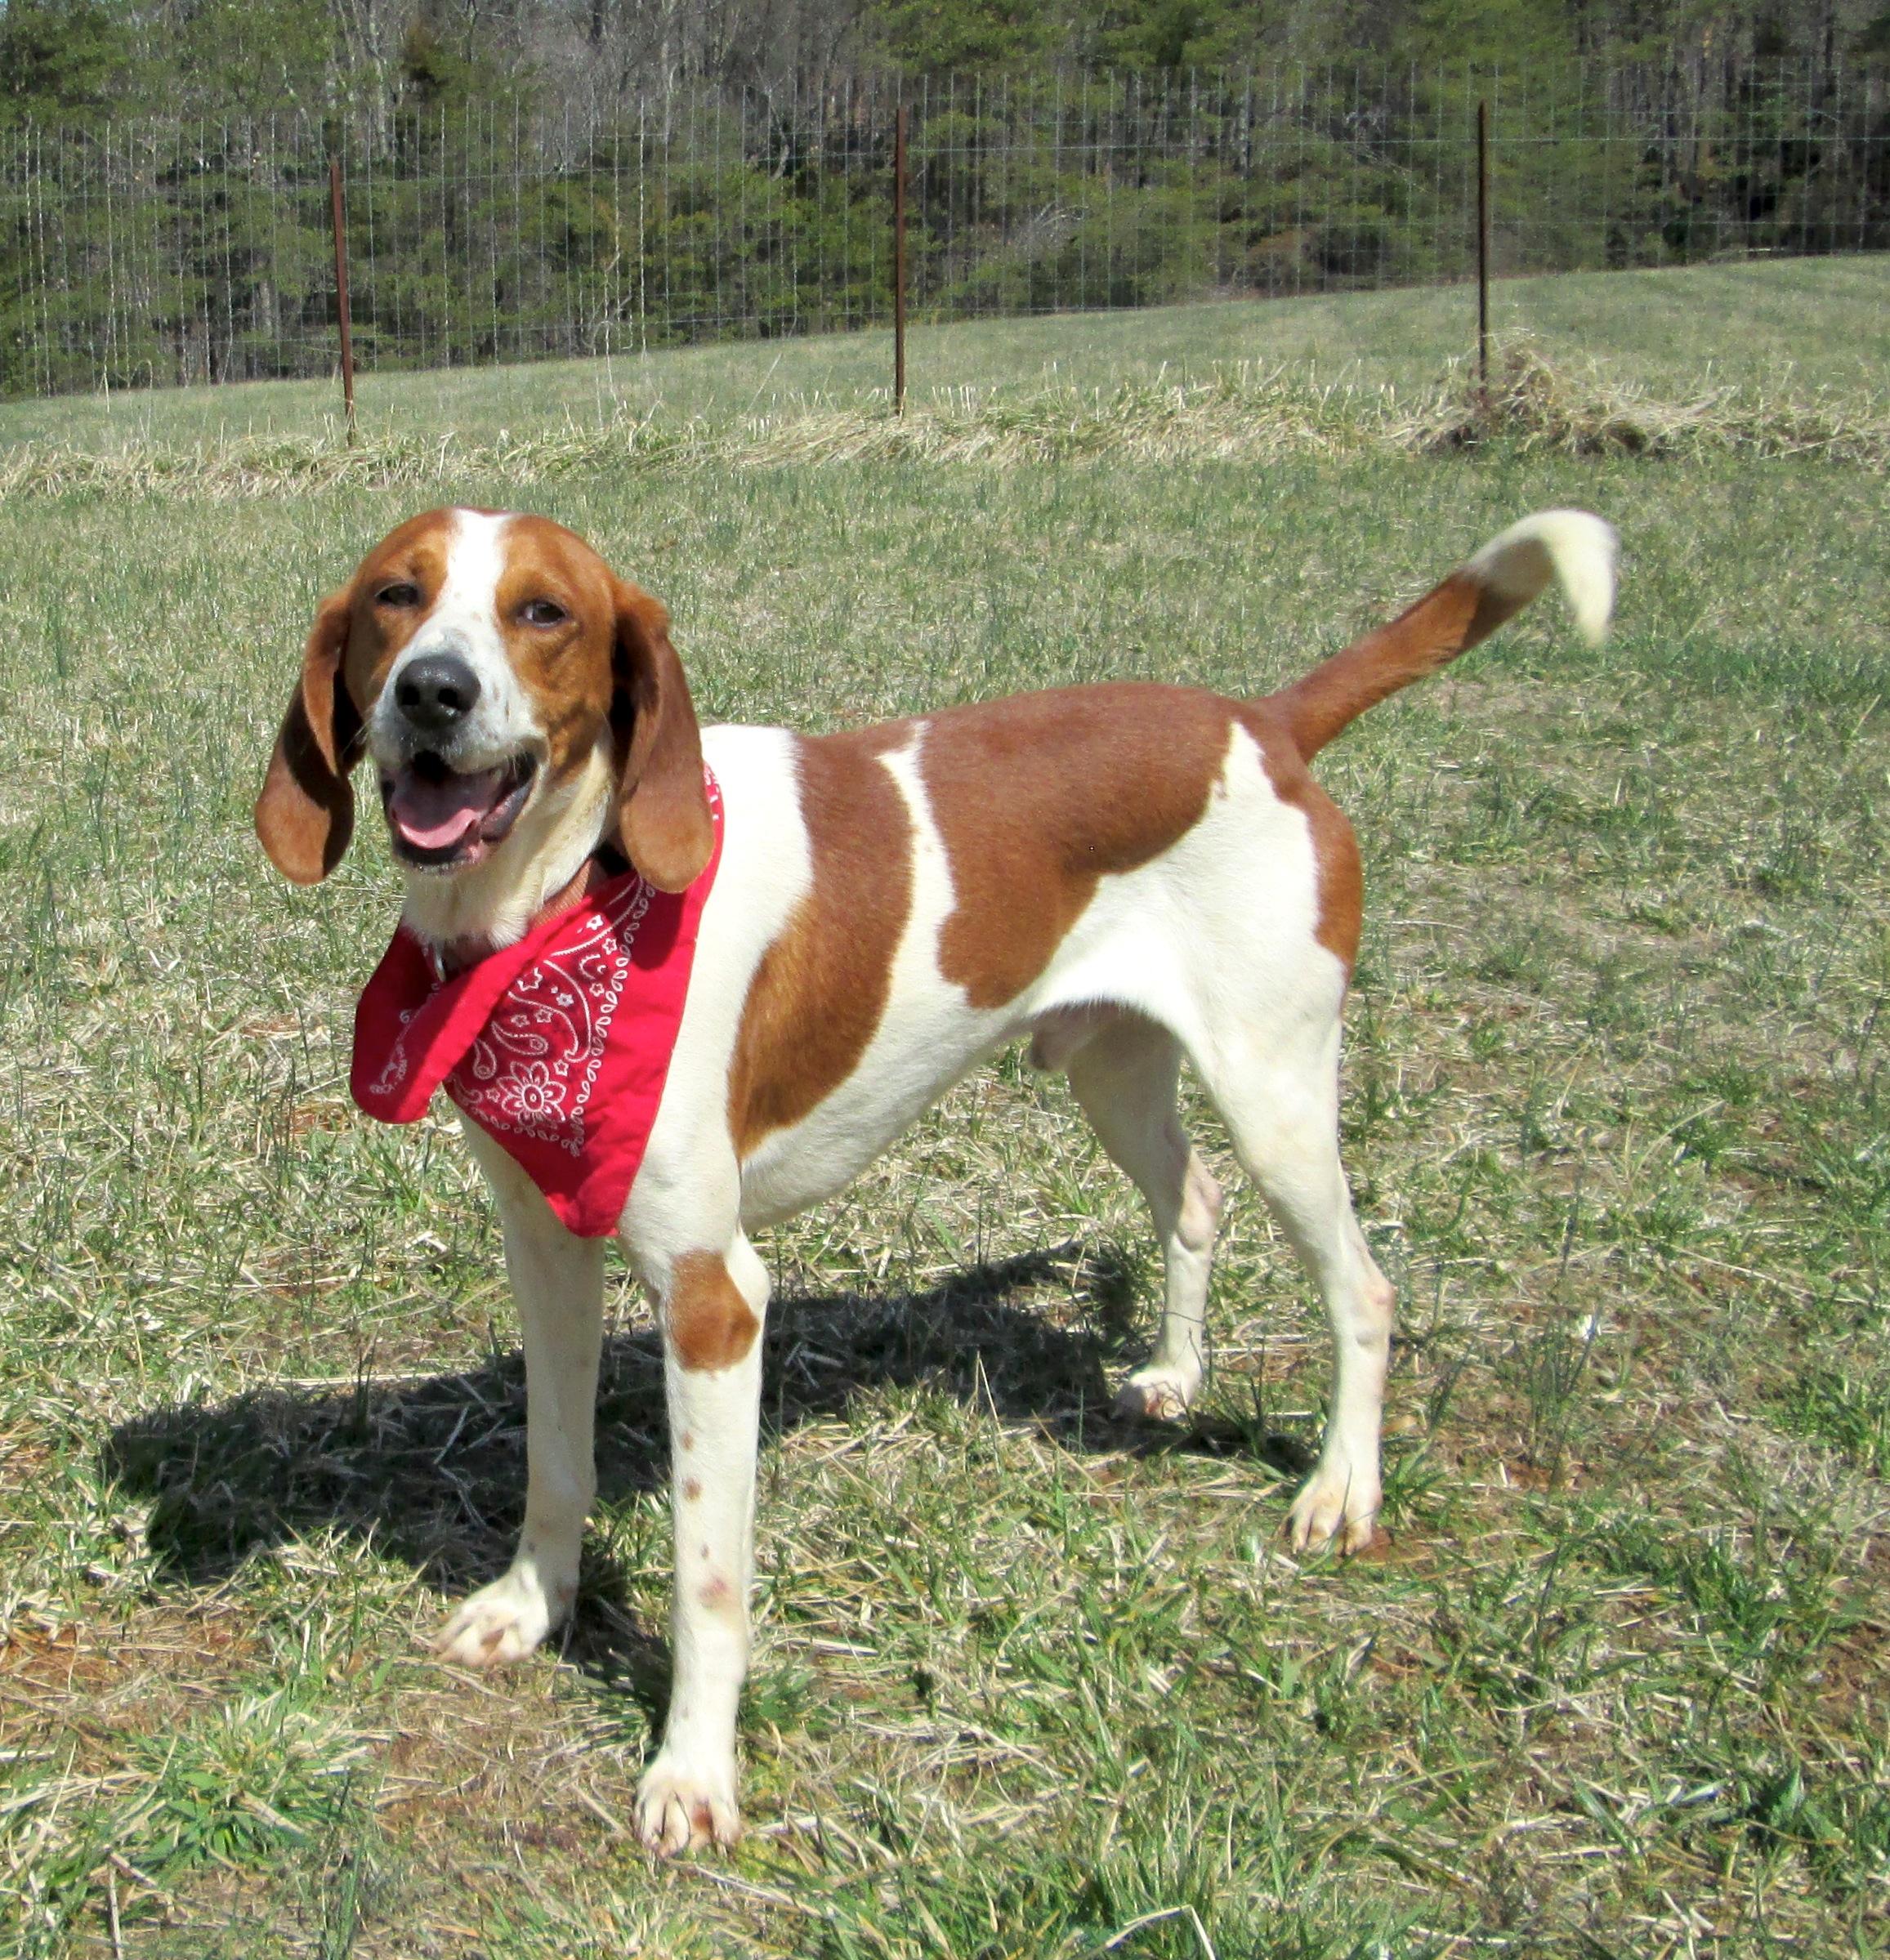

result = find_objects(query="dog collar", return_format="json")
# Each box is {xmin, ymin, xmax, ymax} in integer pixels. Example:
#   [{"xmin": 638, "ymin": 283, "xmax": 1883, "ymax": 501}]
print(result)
[{"xmin": 351, "ymin": 768, "xmax": 723, "ymax": 1237}]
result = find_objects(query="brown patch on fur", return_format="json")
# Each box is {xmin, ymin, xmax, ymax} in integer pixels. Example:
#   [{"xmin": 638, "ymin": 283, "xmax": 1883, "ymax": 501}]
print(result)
[
  {"xmin": 921, "ymin": 685, "xmax": 1233, "ymax": 1010},
  {"xmin": 1307, "ymin": 791, "xmax": 1363, "ymax": 970},
  {"xmin": 726, "ymin": 730, "xmax": 914, "ymax": 1158},
  {"xmin": 255, "ymin": 591, "xmax": 363, "ymax": 883},
  {"xmin": 682, "ymin": 1478, "xmax": 703, "ymax": 1502},
  {"xmin": 336, "ymin": 511, "xmax": 456, "ymax": 726},
  {"xmin": 257, "ymin": 511, "xmax": 458, "ymax": 882},
  {"xmin": 1268, "ymin": 569, "xmax": 1528, "ymax": 762},
  {"xmin": 666, "ymin": 1250, "xmax": 759, "ymax": 1373},
  {"xmin": 680, "ymin": 1431, "xmax": 695, "ymax": 1451},
  {"xmin": 485, "ymin": 514, "xmax": 619, "ymax": 787},
  {"xmin": 608, "ymin": 578, "xmax": 713, "ymax": 891},
  {"xmin": 699, "ymin": 1575, "xmax": 734, "ymax": 1611}
]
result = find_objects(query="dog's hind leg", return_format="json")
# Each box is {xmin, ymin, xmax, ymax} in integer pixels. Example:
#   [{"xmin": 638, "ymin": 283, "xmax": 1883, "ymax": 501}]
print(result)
[
  {"xmin": 1194, "ymin": 1020, "xmax": 1394, "ymax": 1555},
  {"xmin": 1061, "ymin": 1013, "xmax": 1223, "ymax": 1422}
]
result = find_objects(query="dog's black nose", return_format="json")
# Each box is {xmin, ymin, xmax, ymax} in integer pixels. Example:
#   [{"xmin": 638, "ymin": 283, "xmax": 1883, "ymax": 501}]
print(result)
[{"xmin": 395, "ymin": 653, "xmax": 481, "ymax": 731}]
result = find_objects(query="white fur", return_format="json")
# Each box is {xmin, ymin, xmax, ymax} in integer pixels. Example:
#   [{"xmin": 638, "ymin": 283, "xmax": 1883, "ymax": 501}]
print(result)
[{"xmin": 1467, "ymin": 507, "xmax": 1618, "ymax": 644}]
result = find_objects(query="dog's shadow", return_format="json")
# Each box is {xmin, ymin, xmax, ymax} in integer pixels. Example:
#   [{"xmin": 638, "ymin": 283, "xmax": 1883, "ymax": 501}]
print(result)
[{"xmin": 103, "ymin": 1242, "xmax": 1309, "ymax": 1716}]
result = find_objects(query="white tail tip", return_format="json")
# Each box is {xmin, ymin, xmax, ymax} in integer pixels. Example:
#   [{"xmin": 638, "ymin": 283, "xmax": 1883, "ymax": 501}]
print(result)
[{"xmin": 1467, "ymin": 508, "xmax": 1618, "ymax": 645}]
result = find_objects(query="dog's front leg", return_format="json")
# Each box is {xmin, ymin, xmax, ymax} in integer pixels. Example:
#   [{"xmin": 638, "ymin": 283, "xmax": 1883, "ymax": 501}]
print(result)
[
  {"xmin": 434, "ymin": 1128, "xmax": 605, "ymax": 1667},
  {"xmin": 632, "ymin": 1233, "xmax": 768, "ymax": 1855}
]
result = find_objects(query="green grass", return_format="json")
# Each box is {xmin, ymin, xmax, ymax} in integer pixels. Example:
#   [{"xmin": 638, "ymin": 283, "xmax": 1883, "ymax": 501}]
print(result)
[
  {"xmin": 0, "ymin": 269, "xmax": 1887, "ymax": 1955},
  {"xmin": 2, "ymin": 255, "xmax": 1885, "ymax": 455}
]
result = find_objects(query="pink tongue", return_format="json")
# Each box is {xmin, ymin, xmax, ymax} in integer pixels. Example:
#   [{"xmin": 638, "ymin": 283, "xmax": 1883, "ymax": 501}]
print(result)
[{"xmin": 390, "ymin": 767, "xmax": 503, "ymax": 851}]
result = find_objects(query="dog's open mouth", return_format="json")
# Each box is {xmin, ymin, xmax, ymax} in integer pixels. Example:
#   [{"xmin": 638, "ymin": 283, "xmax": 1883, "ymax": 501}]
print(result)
[{"xmin": 382, "ymin": 751, "xmax": 538, "ymax": 868}]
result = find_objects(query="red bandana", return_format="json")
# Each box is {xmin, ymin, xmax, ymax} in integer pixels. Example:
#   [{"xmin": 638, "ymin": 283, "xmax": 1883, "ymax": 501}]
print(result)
[{"xmin": 351, "ymin": 770, "xmax": 723, "ymax": 1237}]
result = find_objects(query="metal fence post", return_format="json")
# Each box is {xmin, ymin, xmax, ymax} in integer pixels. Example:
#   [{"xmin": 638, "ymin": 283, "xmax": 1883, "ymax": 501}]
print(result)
[
  {"xmin": 328, "ymin": 153, "xmax": 358, "ymax": 445},
  {"xmin": 894, "ymin": 100, "xmax": 908, "ymax": 415},
  {"xmin": 1477, "ymin": 96, "xmax": 1490, "ymax": 411}
]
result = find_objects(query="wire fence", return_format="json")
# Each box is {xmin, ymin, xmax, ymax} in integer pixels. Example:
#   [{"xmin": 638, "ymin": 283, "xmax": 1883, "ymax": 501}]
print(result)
[{"xmin": 3, "ymin": 60, "xmax": 1887, "ymax": 401}]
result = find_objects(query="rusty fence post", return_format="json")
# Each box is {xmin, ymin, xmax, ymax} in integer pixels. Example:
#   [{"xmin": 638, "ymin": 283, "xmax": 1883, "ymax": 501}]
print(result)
[
  {"xmin": 893, "ymin": 100, "xmax": 908, "ymax": 415},
  {"xmin": 1477, "ymin": 96, "xmax": 1490, "ymax": 417},
  {"xmin": 329, "ymin": 153, "xmax": 358, "ymax": 446}
]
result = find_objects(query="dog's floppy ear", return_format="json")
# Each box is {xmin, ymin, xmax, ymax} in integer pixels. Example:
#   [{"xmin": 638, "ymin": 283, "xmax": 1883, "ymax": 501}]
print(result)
[
  {"xmin": 255, "ymin": 589, "xmax": 364, "ymax": 885},
  {"xmin": 611, "ymin": 578, "xmax": 713, "ymax": 892}
]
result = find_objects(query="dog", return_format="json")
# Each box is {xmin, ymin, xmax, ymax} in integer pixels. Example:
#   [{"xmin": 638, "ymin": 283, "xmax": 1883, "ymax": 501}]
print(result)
[{"xmin": 255, "ymin": 503, "xmax": 1615, "ymax": 1854}]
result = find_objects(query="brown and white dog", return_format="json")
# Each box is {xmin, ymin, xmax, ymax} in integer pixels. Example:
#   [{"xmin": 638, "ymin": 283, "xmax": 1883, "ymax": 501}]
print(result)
[{"xmin": 255, "ymin": 504, "xmax": 1615, "ymax": 1854}]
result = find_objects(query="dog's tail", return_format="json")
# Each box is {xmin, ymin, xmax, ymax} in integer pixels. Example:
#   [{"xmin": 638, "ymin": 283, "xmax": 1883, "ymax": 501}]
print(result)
[{"xmin": 1267, "ymin": 510, "xmax": 1618, "ymax": 762}]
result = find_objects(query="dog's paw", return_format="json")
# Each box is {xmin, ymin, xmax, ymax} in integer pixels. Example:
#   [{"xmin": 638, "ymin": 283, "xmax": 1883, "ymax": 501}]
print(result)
[
  {"xmin": 431, "ymin": 1564, "xmax": 571, "ymax": 1668},
  {"xmin": 636, "ymin": 1748, "xmax": 741, "ymax": 1857},
  {"xmin": 1285, "ymin": 1459, "xmax": 1382, "ymax": 1556},
  {"xmin": 1112, "ymin": 1366, "xmax": 1198, "ymax": 1424}
]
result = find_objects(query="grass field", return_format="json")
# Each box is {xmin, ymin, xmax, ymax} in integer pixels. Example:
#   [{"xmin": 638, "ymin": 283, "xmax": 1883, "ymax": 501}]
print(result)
[{"xmin": 0, "ymin": 261, "xmax": 1886, "ymax": 1957}]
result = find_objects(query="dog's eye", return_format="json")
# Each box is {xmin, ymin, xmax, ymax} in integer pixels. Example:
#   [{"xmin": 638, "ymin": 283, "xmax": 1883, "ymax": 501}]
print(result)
[
  {"xmin": 377, "ymin": 582, "xmax": 422, "ymax": 608},
  {"xmin": 521, "ymin": 599, "xmax": 568, "ymax": 627}
]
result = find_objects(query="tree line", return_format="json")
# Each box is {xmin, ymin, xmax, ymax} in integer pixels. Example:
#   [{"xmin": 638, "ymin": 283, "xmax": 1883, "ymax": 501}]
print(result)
[
  {"xmin": 3, "ymin": 3, "xmax": 1888, "ymax": 398},
  {"xmin": 3, "ymin": 1, "xmax": 1886, "ymax": 138}
]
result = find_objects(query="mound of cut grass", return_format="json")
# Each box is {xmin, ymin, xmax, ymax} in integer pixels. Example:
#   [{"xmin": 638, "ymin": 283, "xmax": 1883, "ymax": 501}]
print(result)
[
  {"xmin": 1425, "ymin": 340, "xmax": 1890, "ymax": 464},
  {"xmin": 2, "ymin": 344, "xmax": 1885, "ymax": 501}
]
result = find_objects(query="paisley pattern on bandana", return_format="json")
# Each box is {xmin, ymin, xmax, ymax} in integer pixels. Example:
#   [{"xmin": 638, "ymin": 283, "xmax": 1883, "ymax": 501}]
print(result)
[
  {"xmin": 351, "ymin": 770, "xmax": 722, "ymax": 1238},
  {"xmin": 448, "ymin": 874, "xmax": 654, "ymax": 1155}
]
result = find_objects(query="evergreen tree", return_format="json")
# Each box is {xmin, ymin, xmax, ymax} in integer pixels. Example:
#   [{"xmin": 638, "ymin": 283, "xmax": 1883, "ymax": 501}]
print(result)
[{"xmin": 0, "ymin": 0, "xmax": 137, "ymax": 127}]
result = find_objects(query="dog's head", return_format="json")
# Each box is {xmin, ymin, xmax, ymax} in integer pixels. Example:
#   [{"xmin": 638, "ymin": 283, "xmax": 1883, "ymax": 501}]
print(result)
[{"xmin": 254, "ymin": 509, "xmax": 713, "ymax": 897}]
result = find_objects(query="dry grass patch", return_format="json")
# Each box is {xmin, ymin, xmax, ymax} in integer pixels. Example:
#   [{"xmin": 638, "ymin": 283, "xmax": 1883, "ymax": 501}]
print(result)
[{"xmin": 3, "ymin": 342, "xmax": 1888, "ymax": 503}]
